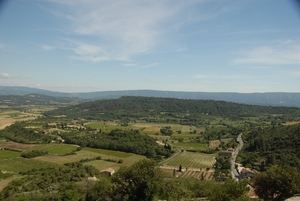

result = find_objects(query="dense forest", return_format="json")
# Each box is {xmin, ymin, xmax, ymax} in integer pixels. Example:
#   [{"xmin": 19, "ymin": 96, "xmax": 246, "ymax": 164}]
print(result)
[
  {"xmin": 44, "ymin": 96, "xmax": 300, "ymax": 122},
  {"xmin": 0, "ymin": 123, "xmax": 54, "ymax": 143},
  {"xmin": 240, "ymin": 124, "xmax": 300, "ymax": 169}
]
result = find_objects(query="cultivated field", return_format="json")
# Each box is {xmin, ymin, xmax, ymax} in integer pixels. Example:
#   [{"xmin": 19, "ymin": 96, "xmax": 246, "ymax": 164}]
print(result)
[
  {"xmin": 173, "ymin": 142, "xmax": 208, "ymax": 151},
  {"xmin": 32, "ymin": 144, "xmax": 79, "ymax": 155},
  {"xmin": 209, "ymin": 140, "xmax": 221, "ymax": 148},
  {"xmin": 34, "ymin": 148, "xmax": 145, "ymax": 170},
  {"xmin": 85, "ymin": 121, "xmax": 204, "ymax": 135},
  {"xmin": 0, "ymin": 141, "xmax": 40, "ymax": 151},
  {"xmin": 163, "ymin": 151, "xmax": 216, "ymax": 169},
  {"xmin": 0, "ymin": 158, "xmax": 56, "ymax": 173},
  {"xmin": 0, "ymin": 109, "xmax": 42, "ymax": 129},
  {"xmin": 0, "ymin": 150, "xmax": 21, "ymax": 159},
  {"xmin": 160, "ymin": 168, "xmax": 215, "ymax": 180}
]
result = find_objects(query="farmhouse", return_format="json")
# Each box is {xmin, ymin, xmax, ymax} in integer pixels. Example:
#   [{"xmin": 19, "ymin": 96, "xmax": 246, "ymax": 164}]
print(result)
[
  {"xmin": 239, "ymin": 168, "xmax": 256, "ymax": 179},
  {"xmin": 220, "ymin": 150, "xmax": 233, "ymax": 157},
  {"xmin": 100, "ymin": 168, "xmax": 115, "ymax": 176}
]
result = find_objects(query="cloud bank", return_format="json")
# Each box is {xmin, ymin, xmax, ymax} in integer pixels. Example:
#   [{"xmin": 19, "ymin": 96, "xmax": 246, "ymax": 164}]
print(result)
[{"xmin": 48, "ymin": 0, "xmax": 209, "ymax": 62}]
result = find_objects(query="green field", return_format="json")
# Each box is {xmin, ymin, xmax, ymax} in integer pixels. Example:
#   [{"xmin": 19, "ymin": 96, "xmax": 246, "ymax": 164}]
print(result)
[
  {"xmin": 83, "ymin": 147, "xmax": 133, "ymax": 158},
  {"xmin": 32, "ymin": 144, "xmax": 78, "ymax": 155},
  {"xmin": 0, "ymin": 150, "xmax": 21, "ymax": 159},
  {"xmin": 173, "ymin": 142, "xmax": 208, "ymax": 150},
  {"xmin": 34, "ymin": 148, "xmax": 145, "ymax": 169},
  {"xmin": 83, "ymin": 154, "xmax": 145, "ymax": 171},
  {"xmin": 86, "ymin": 121, "xmax": 204, "ymax": 135},
  {"xmin": 34, "ymin": 149, "xmax": 101, "ymax": 165},
  {"xmin": 0, "ymin": 158, "xmax": 56, "ymax": 173},
  {"xmin": 164, "ymin": 151, "xmax": 216, "ymax": 169}
]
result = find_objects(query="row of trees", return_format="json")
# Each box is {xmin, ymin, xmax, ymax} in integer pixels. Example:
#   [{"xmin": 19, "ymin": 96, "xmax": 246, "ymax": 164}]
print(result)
[{"xmin": 61, "ymin": 129, "xmax": 174, "ymax": 159}]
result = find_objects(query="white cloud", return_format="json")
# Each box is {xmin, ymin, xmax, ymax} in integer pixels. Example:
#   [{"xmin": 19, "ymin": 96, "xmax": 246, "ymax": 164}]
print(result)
[
  {"xmin": 233, "ymin": 44, "xmax": 300, "ymax": 65},
  {"xmin": 40, "ymin": 45, "xmax": 55, "ymax": 50},
  {"xmin": 47, "ymin": 0, "xmax": 216, "ymax": 62},
  {"xmin": 294, "ymin": 72, "xmax": 300, "ymax": 77},
  {"xmin": 1, "ymin": 73, "xmax": 11, "ymax": 79}
]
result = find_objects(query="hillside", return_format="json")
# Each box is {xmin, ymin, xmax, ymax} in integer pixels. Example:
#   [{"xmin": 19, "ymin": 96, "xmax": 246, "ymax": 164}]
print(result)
[
  {"xmin": 44, "ymin": 96, "xmax": 300, "ymax": 121},
  {"xmin": 1, "ymin": 86, "xmax": 300, "ymax": 107},
  {"xmin": 240, "ymin": 123, "xmax": 300, "ymax": 168},
  {"xmin": 0, "ymin": 94, "xmax": 84, "ymax": 107}
]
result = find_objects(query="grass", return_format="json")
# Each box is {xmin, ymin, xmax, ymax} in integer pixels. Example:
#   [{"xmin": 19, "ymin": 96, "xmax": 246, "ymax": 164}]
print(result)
[
  {"xmin": 83, "ymin": 154, "xmax": 145, "ymax": 171},
  {"xmin": 34, "ymin": 148, "xmax": 145, "ymax": 170},
  {"xmin": 32, "ymin": 144, "xmax": 78, "ymax": 155},
  {"xmin": 85, "ymin": 121, "xmax": 205, "ymax": 135},
  {"xmin": 164, "ymin": 151, "xmax": 216, "ymax": 169},
  {"xmin": 172, "ymin": 133, "xmax": 199, "ymax": 139},
  {"xmin": 0, "ymin": 150, "xmax": 21, "ymax": 159},
  {"xmin": 34, "ymin": 149, "xmax": 101, "ymax": 165},
  {"xmin": 0, "ymin": 158, "xmax": 56, "ymax": 173},
  {"xmin": 83, "ymin": 147, "xmax": 133, "ymax": 158},
  {"xmin": 173, "ymin": 142, "xmax": 208, "ymax": 151}
]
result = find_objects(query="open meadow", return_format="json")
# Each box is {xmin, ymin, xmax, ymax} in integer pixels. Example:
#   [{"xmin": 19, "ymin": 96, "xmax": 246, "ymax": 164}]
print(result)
[{"xmin": 33, "ymin": 148, "xmax": 145, "ymax": 171}]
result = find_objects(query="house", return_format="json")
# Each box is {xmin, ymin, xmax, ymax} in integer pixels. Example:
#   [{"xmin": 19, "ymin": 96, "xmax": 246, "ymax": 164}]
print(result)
[
  {"xmin": 239, "ymin": 168, "xmax": 256, "ymax": 179},
  {"xmin": 87, "ymin": 176, "xmax": 99, "ymax": 181},
  {"xmin": 100, "ymin": 168, "xmax": 115, "ymax": 176},
  {"xmin": 220, "ymin": 150, "xmax": 233, "ymax": 157}
]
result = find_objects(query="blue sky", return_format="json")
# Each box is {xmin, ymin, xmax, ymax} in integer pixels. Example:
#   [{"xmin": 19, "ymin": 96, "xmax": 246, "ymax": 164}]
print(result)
[{"xmin": 1, "ymin": 0, "xmax": 300, "ymax": 93}]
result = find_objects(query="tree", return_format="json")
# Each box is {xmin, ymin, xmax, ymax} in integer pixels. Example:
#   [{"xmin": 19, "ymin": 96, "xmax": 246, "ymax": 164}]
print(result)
[
  {"xmin": 158, "ymin": 179, "xmax": 191, "ymax": 201},
  {"xmin": 60, "ymin": 182, "xmax": 85, "ymax": 201},
  {"xmin": 112, "ymin": 159, "xmax": 163, "ymax": 201},
  {"xmin": 205, "ymin": 179, "xmax": 250, "ymax": 201},
  {"xmin": 86, "ymin": 176, "xmax": 113, "ymax": 201},
  {"xmin": 252, "ymin": 165, "xmax": 300, "ymax": 201}
]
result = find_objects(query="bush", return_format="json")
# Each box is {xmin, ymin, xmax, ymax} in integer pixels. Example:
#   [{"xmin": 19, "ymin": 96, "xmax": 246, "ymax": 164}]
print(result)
[{"xmin": 21, "ymin": 150, "xmax": 48, "ymax": 158}]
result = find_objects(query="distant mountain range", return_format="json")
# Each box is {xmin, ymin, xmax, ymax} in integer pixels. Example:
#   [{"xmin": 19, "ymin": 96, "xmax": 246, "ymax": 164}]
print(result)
[{"xmin": 1, "ymin": 86, "xmax": 300, "ymax": 107}]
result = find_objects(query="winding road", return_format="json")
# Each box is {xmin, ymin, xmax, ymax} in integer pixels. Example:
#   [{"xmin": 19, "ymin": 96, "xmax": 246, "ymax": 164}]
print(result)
[{"xmin": 231, "ymin": 133, "xmax": 244, "ymax": 180}]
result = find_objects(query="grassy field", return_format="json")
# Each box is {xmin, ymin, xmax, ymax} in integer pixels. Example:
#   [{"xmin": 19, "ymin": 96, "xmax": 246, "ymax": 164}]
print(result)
[
  {"xmin": 83, "ymin": 147, "xmax": 133, "ymax": 158},
  {"xmin": 0, "ymin": 150, "xmax": 21, "ymax": 159},
  {"xmin": 0, "ymin": 158, "xmax": 56, "ymax": 173},
  {"xmin": 164, "ymin": 151, "xmax": 216, "ymax": 169},
  {"xmin": 34, "ymin": 148, "xmax": 145, "ymax": 169},
  {"xmin": 172, "ymin": 142, "xmax": 208, "ymax": 151},
  {"xmin": 83, "ymin": 154, "xmax": 145, "ymax": 171},
  {"xmin": 0, "ymin": 141, "xmax": 40, "ymax": 151},
  {"xmin": 86, "ymin": 121, "xmax": 204, "ymax": 135},
  {"xmin": 32, "ymin": 144, "xmax": 79, "ymax": 155},
  {"xmin": 34, "ymin": 149, "xmax": 101, "ymax": 165}
]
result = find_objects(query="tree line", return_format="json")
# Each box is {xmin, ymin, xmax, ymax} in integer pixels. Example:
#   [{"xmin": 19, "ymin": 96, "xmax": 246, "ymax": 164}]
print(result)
[{"xmin": 60, "ymin": 129, "xmax": 173, "ymax": 159}]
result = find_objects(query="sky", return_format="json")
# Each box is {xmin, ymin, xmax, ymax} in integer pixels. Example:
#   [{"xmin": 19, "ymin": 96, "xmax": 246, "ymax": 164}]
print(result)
[{"xmin": 0, "ymin": 0, "xmax": 300, "ymax": 93}]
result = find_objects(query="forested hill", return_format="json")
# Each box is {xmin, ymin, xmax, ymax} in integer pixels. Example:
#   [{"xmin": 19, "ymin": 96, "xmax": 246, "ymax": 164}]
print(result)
[
  {"xmin": 1, "ymin": 86, "xmax": 300, "ymax": 107},
  {"xmin": 241, "ymin": 123, "xmax": 300, "ymax": 168},
  {"xmin": 0, "ymin": 94, "xmax": 83, "ymax": 106},
  {"xmin": 44, "ymin": 96, "xmax": 300, "ymax": 120}
]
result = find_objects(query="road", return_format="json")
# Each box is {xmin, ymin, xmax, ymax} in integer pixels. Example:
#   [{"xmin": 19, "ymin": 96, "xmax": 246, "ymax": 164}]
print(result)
[{"xmin": 231, "ymin": 133, "xmax": 244, "ymax": 180}]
